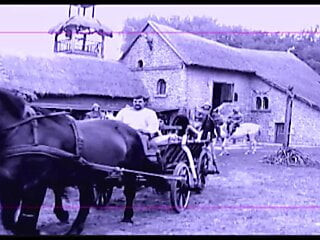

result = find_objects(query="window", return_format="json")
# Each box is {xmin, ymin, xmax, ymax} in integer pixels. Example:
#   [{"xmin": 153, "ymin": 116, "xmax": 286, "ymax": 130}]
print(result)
[
  {"xmin": 147, "ymin": 37, "xmax": 153, "ymax": 51},
  {"xmin": 138, "ymin": 60, "xmax": 143, "ymax": 68},
  {"xmin": 157, "ymin": 79, "xmax": 166, "ymax": 95},
  {"xmin": 263, "ymin": 96, "xmax": 269, "ymax": 109},
  {"xmin": 255, "ymin": 95, "xmax": 270, "ymax": 110},
  {"xmin": 256, "ymin": 96, "xmax": 262, "ymax": 110},
  {"xmin": 234, "ymin": 92, "xmax": 238, "ymax": 102}
]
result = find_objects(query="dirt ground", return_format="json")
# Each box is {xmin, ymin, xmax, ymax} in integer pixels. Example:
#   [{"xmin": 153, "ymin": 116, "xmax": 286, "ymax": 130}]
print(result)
[{"xmin": 2, "ymin": 144, "xmax": 320, "ymax": 235}]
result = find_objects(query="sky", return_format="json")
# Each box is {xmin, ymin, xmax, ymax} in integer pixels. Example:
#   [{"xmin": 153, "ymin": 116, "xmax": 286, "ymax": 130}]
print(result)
[{"xmin": 0, "ymin": 4, "xmax": 320, "ymax": 60}]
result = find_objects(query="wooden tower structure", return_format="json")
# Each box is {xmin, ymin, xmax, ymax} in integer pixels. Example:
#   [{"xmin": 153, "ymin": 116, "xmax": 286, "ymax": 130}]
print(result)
[{"xmin": 48, "ymin": 4, "xmax": 113, "ymax": 58}]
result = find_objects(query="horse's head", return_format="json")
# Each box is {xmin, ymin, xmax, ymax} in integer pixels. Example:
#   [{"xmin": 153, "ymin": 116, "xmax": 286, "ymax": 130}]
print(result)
[{"xmin": 0, "ymin": 88, "xmax": 26, "ymax": 130}]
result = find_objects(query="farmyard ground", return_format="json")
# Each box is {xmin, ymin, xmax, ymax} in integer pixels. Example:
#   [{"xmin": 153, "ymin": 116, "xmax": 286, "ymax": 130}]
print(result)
[{"xmin": 2, "ymin": 144, "xmax": 320, "ymax": 235}]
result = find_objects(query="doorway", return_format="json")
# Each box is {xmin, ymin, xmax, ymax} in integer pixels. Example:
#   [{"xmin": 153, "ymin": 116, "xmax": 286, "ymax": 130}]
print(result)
[
  {"xmin": 212, "ymin": 82, "xmax": 234, "ymax": 109},
  {"xmin": 275, "ymin": 122, "xmax": 285, "ymax": 143}
]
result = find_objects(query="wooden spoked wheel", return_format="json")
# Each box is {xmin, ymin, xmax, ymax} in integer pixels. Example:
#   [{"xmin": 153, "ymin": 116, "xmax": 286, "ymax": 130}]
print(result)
[
  {"xmin": 195, "ymin": 150, "xmax": 212, "ymax": 193},
  {"xmin": 170, "ymin": 162, "xmax": 191, "ymax": 213}
]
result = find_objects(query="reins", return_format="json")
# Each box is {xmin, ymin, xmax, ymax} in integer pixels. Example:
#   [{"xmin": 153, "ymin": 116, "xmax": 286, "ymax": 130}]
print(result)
[{"xmin": 0, "ymin": 111, "xmax": 69, "ymax": 132}]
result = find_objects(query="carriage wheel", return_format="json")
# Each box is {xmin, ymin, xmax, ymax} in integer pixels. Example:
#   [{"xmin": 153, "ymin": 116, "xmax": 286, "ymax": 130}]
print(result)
[
  {"xmin": 94, "ymin": 187, "xmax": 113, "ymax": 209},
  {"xmin": 195, "ymin": 150, "xmax": 213, "ymax": 193},
  {"xmin": 170, "ymin": 162, "xmax": 191, "ymax": 213}
]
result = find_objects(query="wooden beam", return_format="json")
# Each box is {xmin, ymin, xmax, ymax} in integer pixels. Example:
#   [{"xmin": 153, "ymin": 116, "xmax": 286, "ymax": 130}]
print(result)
[
  {"xmin": 129, "ymin": 64, "xmax": 184, "ymax": 71},
  {"xmin": 101, "ymin": 35, "xmax": 105, "ymax": 59},
  {"xmin": 283, "ymin": 86, "xmax": 294, "ymax": 147},
  {"xmin": 54, "ymin": 34, "xmax": 58, "ymax": 52},
  {"xmin": 82, "ymin": 34, "xmax": 87, "ymax": 51}
]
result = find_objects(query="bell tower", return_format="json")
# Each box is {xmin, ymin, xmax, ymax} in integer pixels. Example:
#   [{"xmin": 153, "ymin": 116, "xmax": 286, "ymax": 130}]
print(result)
[{"xmin": 49, "ymin": 4, "xmax": 113, "ymax": 58}]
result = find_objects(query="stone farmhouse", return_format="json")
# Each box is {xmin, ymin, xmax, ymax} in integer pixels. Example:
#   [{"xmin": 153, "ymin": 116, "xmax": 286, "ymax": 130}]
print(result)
[{"xmin": 120, "ymin": 20, "xmax": 320, "ymax": 146}]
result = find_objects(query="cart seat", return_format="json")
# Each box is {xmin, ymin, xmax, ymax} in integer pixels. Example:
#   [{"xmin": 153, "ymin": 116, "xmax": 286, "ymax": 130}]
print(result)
[{"xmin": 153, "ymin": 133, "xmax": 182, "ymax": 146}]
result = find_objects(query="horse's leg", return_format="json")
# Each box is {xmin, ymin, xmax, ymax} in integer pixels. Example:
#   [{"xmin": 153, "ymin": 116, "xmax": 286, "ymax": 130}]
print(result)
[
  {"xmin": 244, "ymin": 135, "xmax": 252, "ymax": 155},
  {"xmin": 219, "ymin": 138, "xmax": 229, "ymax": 156},
  {"xmin": 121, "ymin": 173, "xmax": 137, "ymax": 223},
  {"xmin": 66, "ymin": 184, "xmax": 94, "ymax": 235},
  {"xmin": 251, "ymin": 135, "xmax": 257, "ymax": 154},
  {"xmin": 0, "ymin": 185, "xmax": 21, "ymax": 233},
  {"xmin": 210, "ymin": 138, "xmax": 217, "ymax": 160},
  {"xmin": 52, "ymin": 186, "xmax": 69, "ymax": 223},
  {"xmin": 245, "ymin": 134, "xmax": 256, "ymax": 155},
  {"xmin": 14, "ymin": 185, "xmax": 47, "ymax": 236}
]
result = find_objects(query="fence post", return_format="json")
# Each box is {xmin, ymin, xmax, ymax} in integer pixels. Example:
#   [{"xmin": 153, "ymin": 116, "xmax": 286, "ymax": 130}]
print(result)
[{"xmin": 283, "ymin": 86, "xmax": 294, "ymax": 148}]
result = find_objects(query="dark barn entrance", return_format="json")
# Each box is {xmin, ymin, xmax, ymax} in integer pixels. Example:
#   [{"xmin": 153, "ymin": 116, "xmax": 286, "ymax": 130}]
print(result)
[{"xmin": 212, "ymin": 82, "xmax": 234, "ymax": 109}]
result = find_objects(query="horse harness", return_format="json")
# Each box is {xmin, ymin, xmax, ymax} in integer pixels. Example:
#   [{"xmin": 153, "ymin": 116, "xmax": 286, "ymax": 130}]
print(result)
[{"xmin": 1, "ymin": 111, "xmax": 86, "ymax": 164}]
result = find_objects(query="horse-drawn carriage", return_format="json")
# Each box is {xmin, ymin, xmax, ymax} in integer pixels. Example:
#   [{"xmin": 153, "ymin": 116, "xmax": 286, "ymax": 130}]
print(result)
[
  {"xmin": 92, "ymin": 125, "xmax": 219, "ymax": 213},
  {"xmin": 0, "ymin": 88, "xmax": 221, "ymax": 235}
]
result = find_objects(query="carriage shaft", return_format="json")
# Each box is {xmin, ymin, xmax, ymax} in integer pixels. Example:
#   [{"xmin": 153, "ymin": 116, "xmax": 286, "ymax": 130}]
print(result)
[{"xmin": 88, "ymin": 162, "xmax": 185, "ymax": 181}]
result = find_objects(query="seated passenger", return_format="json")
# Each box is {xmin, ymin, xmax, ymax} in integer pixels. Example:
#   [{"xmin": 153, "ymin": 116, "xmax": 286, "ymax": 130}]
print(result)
[
  {"xmin": 115, "ymin": 96, "xmax": 160, "ymax": 154},
  {"xmin": 85, "ymin": 103, "xmax": 105, "ymax": 120}
]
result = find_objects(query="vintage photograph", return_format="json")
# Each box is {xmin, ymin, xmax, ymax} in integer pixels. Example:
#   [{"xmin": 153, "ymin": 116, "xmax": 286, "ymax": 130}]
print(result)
[{"xmin": 0, "ymin": 4, "xmax": 320, "ymax": 235}]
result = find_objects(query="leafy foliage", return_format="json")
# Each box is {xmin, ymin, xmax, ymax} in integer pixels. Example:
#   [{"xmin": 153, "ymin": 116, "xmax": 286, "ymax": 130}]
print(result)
[{"xmin": 121, "ymin": 16, "xmax": 320, "ymax": 76}]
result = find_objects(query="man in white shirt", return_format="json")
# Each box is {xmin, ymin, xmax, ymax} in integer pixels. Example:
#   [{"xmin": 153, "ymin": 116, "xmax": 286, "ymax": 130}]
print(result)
[
  {"xmin": 116, "ymin": 96, "xmax": 162, "ymax": 158},
  {"xmin": 116, "ymin": 95, "xmax": 160, "ymax": 138}
]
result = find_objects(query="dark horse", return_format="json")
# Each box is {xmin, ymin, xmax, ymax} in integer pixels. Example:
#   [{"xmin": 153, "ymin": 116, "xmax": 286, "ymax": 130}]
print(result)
[
  {"xmin": 199, "ymin": 107, "xmax": 224, "ymax": 161},
  {"xmin": 0, "ymin": 88, "xmax": 165, "ymax": 235},
  {"xmin": 200, "ymin": 108, "xmax": 223, "ymax": 141}
]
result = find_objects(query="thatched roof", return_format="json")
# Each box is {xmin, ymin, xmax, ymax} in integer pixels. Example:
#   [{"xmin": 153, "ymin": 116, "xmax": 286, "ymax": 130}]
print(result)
[
  {"xmin": 121, "ymin": 21, "xmax": 320, "ymax": 111},
  {"xmin": 0, "ymin": 53, "xmax": 148, "ymax": 99},
  {"xmin": 0, "ymin": 67, "xmax": 37, "ymax": 100},
  {"xmin": 48, "ymin": 15, "xmax": 113, "ymax": 37}
]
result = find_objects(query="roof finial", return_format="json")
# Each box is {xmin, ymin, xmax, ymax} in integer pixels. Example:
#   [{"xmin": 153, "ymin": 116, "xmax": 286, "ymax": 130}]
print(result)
[{"xmin": 287, "ymin": 46, "xmax": 295, "ymax": 53}]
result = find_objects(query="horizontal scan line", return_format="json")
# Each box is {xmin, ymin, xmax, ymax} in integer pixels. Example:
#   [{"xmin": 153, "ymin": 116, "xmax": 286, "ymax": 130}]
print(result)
[
  {"xmin": 3, "ymin": 205, "xmax": 320, "ymax": 210},
  {"xmin": 0, "ymin": 31, "xmax": 319, "ymax": 35}
]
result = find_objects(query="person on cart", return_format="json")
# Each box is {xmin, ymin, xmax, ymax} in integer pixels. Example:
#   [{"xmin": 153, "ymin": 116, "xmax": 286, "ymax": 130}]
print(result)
[{"xmin": 115, "ymin": 95, "xmax": 160, "ymax": 154}]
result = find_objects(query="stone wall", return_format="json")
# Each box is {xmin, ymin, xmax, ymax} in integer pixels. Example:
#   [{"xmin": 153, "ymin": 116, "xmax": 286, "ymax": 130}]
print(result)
[
  {"xmin": 290, "ymin": 98, "xmax": 320, "ymax": 146},
  {"xmin": 120, "ymin": 25, "xmax": 187, "ymax": 111}
]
